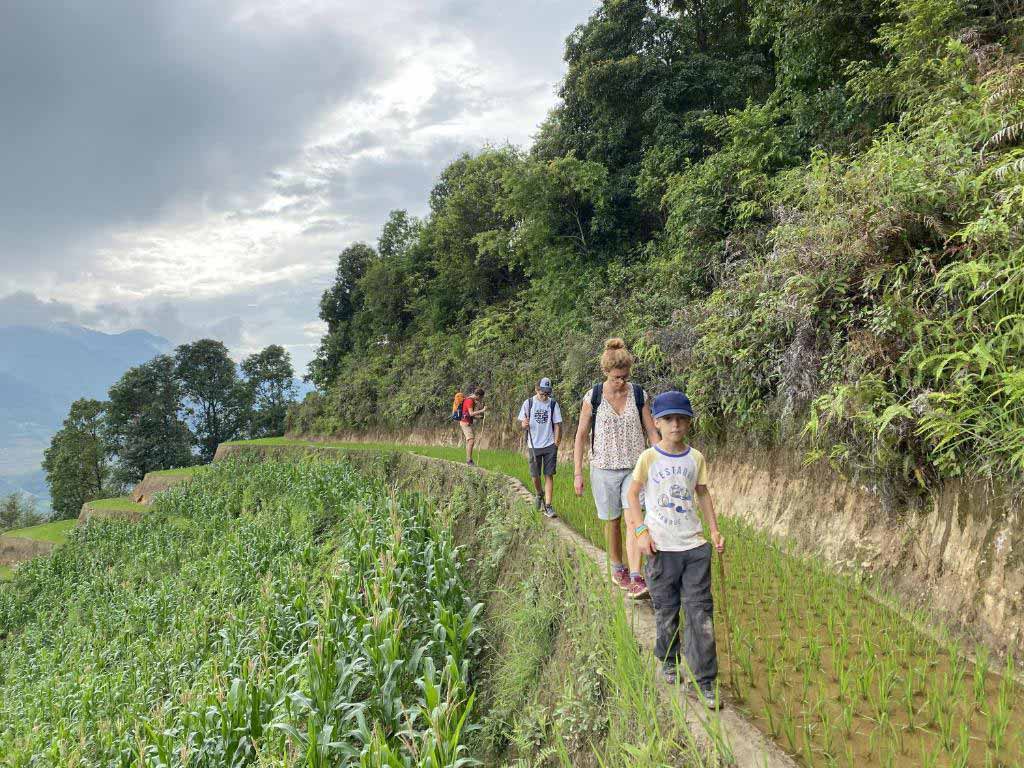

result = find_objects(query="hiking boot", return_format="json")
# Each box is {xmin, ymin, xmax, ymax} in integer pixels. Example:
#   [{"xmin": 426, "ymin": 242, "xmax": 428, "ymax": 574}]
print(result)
[
  {"xmin": 625, "ymin": 576, "xmax": 650, "ymax": 600},
  {"xmin": 698, "ymin": 683, "xmax": 723, "ymax": 710},
  {"xmin": 543, "ymin": 503, "xmax": 557, "ymax": 519},
  {"xmin": 610, "ymin": 568, "xmax": 631, "ymax": 590},
  {"xmin": 535, "ymin": 494, "xmax": 544, "ymax": 511}
]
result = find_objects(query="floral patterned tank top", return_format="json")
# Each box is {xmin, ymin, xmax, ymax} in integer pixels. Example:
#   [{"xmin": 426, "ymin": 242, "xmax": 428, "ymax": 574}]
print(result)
[{"xmin": 584, "ymin": 385, "xmax": 648, "ymax": 470}]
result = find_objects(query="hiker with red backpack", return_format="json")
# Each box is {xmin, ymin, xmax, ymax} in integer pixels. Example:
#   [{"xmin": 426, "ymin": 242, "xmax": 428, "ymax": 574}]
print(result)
[
  {"xmin": 517, "ymin": 377, "xmax": 563, "ymax": 519},
  {"xmin": 457, "ymin": 387, "xmax": 487, "ymax": 465},
  {"xmin": 573, "ymin": 339, "xmax": 660, "ymax": 599}
]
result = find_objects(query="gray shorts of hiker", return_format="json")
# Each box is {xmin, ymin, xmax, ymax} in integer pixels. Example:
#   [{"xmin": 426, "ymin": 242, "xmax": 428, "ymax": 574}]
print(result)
[
  {"xmin": 528, "ymin": 444, "xmax": 557, "ymax": 477},
  {"xmin": 590, "ymin": 466, "xmax": 632, "ymax": 520},
  {"xmin": 645, "ymin": 543, "xmax": 718, "ymax": 685}
]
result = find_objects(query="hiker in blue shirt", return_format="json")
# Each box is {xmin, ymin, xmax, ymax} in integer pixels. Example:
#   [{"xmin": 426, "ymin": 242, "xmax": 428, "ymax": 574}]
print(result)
[{"xmin": 517, "ymin": 377, "xmax": 563, "ymax": 518}]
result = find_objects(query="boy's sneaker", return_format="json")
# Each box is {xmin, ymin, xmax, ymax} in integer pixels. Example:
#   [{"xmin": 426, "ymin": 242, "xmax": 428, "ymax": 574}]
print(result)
[
  {"xmin": 543, "ymin": 503, "xmax": 557, "ymax": 519},
  {"xmin": 625, "ymin": 576, "xmax": 650, "ymax": 600},
  {"xmin": 466, "ymin": 459, "xmax": 475, "ymax": 466},
  {"xmin": 661, "ymin": 666, "xmax": 678, "ymax": 684},
  {"xmin": 535, "ymin": 494, "xmax": 544, "ymax": 510},
  {"xmin": 698, "ymin": 683, "xmax": 723, "ymax": 710},
  {"xmin": 610, "ymin": 568, "xmax": 631, "ymax": 590}
]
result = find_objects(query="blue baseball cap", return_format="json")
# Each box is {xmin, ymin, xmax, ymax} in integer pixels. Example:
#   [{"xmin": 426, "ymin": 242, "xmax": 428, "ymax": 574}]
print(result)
[
  {"xmin": 537, "ymin": 377, "xmax": 553, "ymax": 393},
  {"xmin": 651, "ymin": 391, "xmax": 693, "ymax": 419}
]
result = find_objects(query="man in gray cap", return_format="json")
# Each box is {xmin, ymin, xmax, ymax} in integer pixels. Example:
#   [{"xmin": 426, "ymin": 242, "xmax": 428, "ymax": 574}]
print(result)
[{"xmin": 517, "ymin": 377, "xmax": 563, "ymax": 518}]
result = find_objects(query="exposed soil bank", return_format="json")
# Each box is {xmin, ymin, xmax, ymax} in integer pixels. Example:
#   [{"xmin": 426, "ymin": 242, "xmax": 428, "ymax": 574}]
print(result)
[
  {"xmin": 710, "ymin": 444, "xmax": 1023, "ymax": 654},
  {"xmin": 286, "ymin": 429, "xmax": 1024, "ymax": 655},
  {"xmin": 0, "ymin": 535, "xmax": 53, "ymax": 568},
  {"xmin": 77, "ymin": 499, "xmax": 147, "ymax": 523},
  {"xmin": 130, "ymin": 472, "xmax": 194, "ymax": 504}
]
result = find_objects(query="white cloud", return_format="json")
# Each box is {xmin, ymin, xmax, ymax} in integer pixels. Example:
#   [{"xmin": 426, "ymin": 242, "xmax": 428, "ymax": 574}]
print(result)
[{"xmin": 1, "ymin": 0, "xmax": 599, "ymax": 373}]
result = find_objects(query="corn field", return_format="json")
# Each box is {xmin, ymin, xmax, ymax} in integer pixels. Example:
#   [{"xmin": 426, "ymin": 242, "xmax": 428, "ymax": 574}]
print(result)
[{"xmin": 0, "ymin": 457, "xmax": 482, "ymax": 767}]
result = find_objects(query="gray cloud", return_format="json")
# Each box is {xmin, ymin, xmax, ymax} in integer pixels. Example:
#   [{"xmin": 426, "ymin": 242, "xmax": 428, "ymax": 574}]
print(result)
[
  {"xmin": 0, "ymin": 292, "xmax": 85, "ymax": 327},
  {"xmin": 0, "ymin": 0, "xmax": 387, "ymax": 270}
]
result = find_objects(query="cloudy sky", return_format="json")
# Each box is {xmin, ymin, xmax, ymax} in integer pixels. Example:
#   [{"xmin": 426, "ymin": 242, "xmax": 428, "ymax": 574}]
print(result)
[{"xmin": 0, "ymin": 0, "xmax": 598, "ymax": 372}]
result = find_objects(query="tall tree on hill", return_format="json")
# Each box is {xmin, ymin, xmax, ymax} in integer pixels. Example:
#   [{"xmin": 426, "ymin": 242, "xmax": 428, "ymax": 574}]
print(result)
[
  {"xmin": 309, "ymin": 242, "xmax": 375, "ymax": 387},
  {"xmin": 42, "ymin": 398, "xmax": 116, "ymax": 519},
  {"xmin": 241, "ymin": 345, "xmax": 296, "ymax": 438},
  {"xmin": 352, "ymin": 210, "xmax": 422, "ymax": 346},
  {"xmin": 175, "ymin": 339, "xmax": 248, "ymax": 461},
  {"xmin": 420, "ymin": 149, "xmax": 524, "ymax": 330},
  {"xmin": 106, "ymin": 355, "xmax": 193, "ymax": 484}
]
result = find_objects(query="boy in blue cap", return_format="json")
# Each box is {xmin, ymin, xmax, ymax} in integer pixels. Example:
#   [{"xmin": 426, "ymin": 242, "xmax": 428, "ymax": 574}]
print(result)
[{"xmin": 625, "ymin": 390, "xmax": 726, "ymax": 708}]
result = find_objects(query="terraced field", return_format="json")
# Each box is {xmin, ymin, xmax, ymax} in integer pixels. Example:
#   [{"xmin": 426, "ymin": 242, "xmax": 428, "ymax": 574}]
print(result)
[{"xmin": 225, "ymin": 439, "xmax": 1024, "ymax": 768}]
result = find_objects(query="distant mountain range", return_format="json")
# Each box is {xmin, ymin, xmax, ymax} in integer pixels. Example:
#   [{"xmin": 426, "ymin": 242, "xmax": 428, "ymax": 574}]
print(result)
[{"xmin": 0, "ymin": 323, "xmax": 171, "ymax": 508}]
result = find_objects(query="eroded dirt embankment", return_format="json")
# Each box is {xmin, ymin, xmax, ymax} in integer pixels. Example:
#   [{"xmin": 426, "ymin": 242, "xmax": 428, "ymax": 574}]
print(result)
[
  {"xmin": 285, "ymin": 429, "xmax": 1024, "ymax": 655},
  {"xmin": 0, "ymin": 535, "xmax": 54, "ymax": 568},
  {"xmin": 710, "ymin": 444, "xmax": 1023, "ymax": 654}
]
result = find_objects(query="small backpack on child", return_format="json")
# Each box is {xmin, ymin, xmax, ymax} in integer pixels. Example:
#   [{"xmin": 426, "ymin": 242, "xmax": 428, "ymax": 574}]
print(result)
[{"xmin": 449, "ymin": 392, "xmax": 466, "ymax": 422}]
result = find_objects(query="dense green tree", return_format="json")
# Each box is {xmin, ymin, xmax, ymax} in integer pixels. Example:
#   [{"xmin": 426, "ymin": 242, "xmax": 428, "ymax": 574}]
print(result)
[
  {"xmin": 42, "ymin": 398, "xmax": 116, "ymax": 519},
  {"xmin": 309, "ymin": 242, "xmax": 376, "ymax": 387},
  {"xmin": 106, "ymin": 356, "xmax": 193, "ymax": 484},
  {"xmin": 0, "ymin": 493, "xmax": 42, "ymax": 533},
  {"xmin": 352, "ymin": 211, "xmax": 423, "ymax": 346},
  {"xmin": 241, "ymin": 345, "xmax": 296, "ymax": 438},
  {"xmin": 419, "ymin": 149, "xmax": 525, "ymax": 330},
  {"xmin": 175, "ymin": 339, "xmax": 248, "ymax": 461}
]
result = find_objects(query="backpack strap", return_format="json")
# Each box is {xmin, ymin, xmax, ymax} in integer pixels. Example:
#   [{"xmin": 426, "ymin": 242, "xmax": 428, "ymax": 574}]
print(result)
[
  {"xmin": 632, "ymin": 384, "xmax": 644, "ymax": 416},
  {"xmin": 589, "ymin": 384, "xmax": 602, "ymax": 448}
]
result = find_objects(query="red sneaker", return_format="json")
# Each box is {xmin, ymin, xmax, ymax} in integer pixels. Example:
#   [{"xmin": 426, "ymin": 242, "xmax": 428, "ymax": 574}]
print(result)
[
  {"xmin": 611, "ymin": 568, "xmax": 631, "ymax": 590},
  {"xmin": 626, "ymin": 576, "xmax": 650, "ymax": 600}
]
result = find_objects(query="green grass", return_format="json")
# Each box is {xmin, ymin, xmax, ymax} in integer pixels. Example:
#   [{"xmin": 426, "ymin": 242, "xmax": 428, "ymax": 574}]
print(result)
[
  {"xmin": 1, "ymin": 519, "xmax": 77, "ymax": 545},
  {"xmin": 149, "ymin": 465, "xmax": 209, "ymax": 478},
  {"xmin": 0, "ymin": 565, "xmax": 12, "ymax": 581},
  {"xmin": 84, "ymin": 496, "xmax": 147, "ymax": 513}
]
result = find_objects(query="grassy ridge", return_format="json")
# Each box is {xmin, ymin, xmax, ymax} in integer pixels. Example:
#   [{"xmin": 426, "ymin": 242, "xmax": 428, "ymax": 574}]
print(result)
[{"xmin": 0, "ymin": 518, "xmax": 76, "ymax": 545}]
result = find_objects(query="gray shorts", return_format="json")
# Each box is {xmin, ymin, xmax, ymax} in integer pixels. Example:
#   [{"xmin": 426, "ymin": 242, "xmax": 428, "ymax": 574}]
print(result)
[
  {"xmin": 590, "ymin": 466, "xmax": 633, "ymax": 521},
  {"xmin": 528, "ymin": 444, "xmax": 557, "ymax": 477}
]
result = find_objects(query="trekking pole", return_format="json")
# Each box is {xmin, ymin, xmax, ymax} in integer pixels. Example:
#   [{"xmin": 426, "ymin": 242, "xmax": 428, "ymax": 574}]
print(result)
[{"xmin": 716, "ymin": 549, "xmax": 738, "ymax": 694}]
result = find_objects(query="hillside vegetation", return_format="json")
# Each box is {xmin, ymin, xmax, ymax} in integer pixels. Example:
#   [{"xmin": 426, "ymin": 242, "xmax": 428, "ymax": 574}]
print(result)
[{"xmin": 293, "ymin": 0, "xmax": 1024, "ymax": 499}]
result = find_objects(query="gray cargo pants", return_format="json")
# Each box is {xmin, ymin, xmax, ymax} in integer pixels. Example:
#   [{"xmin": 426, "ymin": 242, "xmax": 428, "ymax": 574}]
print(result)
[{"xmin": 645, "ymin": 543, "xmax": 718, "ymax": 685}]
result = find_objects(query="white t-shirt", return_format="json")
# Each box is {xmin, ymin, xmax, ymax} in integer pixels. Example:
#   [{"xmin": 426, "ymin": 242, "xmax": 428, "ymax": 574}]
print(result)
[
  {"xmin": 517, "ymin": 396, "xmax": 563, "ymax": 449},
  {"xmin": 631, "ymin": 445, "xmax": 709, "ymax": 552}
]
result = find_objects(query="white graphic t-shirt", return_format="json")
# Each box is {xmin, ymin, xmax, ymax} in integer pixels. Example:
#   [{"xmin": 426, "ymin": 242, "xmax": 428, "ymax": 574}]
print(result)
[
  {"xmin": 631, "ymin": 445, "xmax": 709, "ymax": 552},
  {"xmin": 517, "ymin": 397, "xmax": 563, "ymax": 449}
]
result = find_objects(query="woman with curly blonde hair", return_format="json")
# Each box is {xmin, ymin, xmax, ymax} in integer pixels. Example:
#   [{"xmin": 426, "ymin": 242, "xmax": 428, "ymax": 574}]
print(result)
[{"xmin": 573, "ymin": 338, "xmax": 659, "ymax": 598}]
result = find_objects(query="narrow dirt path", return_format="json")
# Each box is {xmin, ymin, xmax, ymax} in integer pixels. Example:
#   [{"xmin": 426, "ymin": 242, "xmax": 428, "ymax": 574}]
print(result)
[{"xmin": 486, "ymin": 465, "xmax": 797, "ymax": 768}]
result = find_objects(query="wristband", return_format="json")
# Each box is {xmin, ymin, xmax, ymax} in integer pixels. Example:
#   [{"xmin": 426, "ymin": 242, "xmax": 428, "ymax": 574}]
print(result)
[{"xmin": 634, "ymin": 524, "xmax": 649, "ymax": 539}]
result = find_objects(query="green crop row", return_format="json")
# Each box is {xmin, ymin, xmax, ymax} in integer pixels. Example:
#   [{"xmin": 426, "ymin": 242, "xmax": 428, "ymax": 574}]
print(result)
[{"xmin": 0, "ymin": 457, "xmax": 482, "ymax": 767}]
